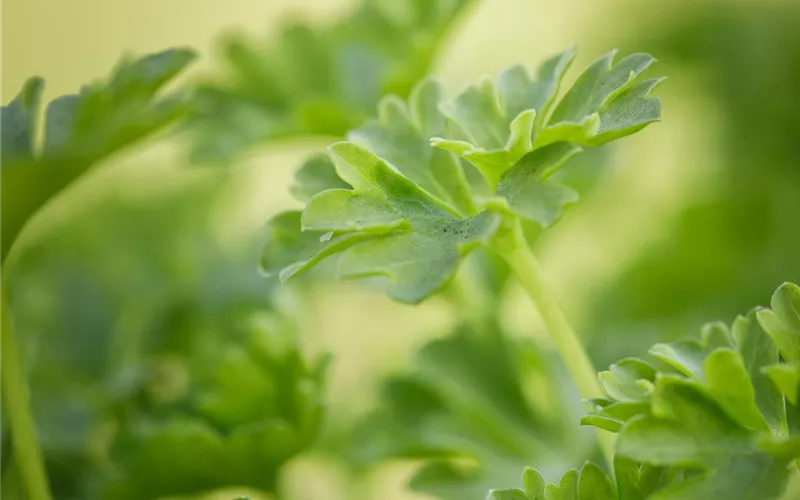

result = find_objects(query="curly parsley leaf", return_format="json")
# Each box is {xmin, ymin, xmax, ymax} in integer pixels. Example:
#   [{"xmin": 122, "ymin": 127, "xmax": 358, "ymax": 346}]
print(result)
[
  {"xmin": 261, "ymin": 47, "xmax": 661, "ymax": 303},
  {"xmin": 270, "ymin": 141, "xmax": 500, "ymax": 303},
  {"xmin": 187, "ymin": 0, "xmax": 476, "ymax": 163},
  {"xmin": 1, "ymin": 48, "xmax": 196, "ymax": 260},
  {"xmin": 578, "ymin": 283, "xmax": 800, "ymax": 500},
  {"xmin": 432, "ymin": 46, "xmax": 576, "ymax": 187},
  {"xmin": 432, "ymin": 49, "xmax": 663, "ymax": 188}
]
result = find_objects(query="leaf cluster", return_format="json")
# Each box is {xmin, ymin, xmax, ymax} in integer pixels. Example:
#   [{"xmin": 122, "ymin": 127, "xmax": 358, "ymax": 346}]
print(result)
[
  {"xmin": 262, "ymin": 47, "xmax": 663, "ymax": 304},
  {"xmin": 187, "ymin": 0, "xmax": 476, "ymax": 163},
  {"xmin": 500, "ymin": 282, "xmax": 800, "ymax": 500}
]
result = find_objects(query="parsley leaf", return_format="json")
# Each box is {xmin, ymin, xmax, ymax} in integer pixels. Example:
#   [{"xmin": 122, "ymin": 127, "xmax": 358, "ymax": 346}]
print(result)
[
  {"xmin": 579, "ymin": 283, "xmax": 800, "ymax": 499},
  {"xmin": 1, "ymin": 48, "xmax": 196, "ymax": 261},
  {"xmin": 265, "ymin": 141, "xmax": 500, "ymax": 303},
  {"xmin": 432, "ymin": 48, "xmax": 663, "ymax": 188},
  {"xmin": 262, "ymin": 47, "xmax": 662, "ymax": 303}
]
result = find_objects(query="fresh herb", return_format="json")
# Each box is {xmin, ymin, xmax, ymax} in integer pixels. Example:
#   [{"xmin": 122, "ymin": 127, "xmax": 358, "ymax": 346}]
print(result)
[
  {"xmin": 263, "ymin": 46, "xmax": 664, "ymax": 464},
  {"xmin": 495, "ymin": 282, "xmax": 800, "ymax": 500}
]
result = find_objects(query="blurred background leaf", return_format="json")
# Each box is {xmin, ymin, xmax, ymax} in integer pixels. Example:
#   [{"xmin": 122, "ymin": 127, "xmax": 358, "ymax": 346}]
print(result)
[{"xmin": 186, "ymin": 0, "xmax": 477, "ymax": 164}]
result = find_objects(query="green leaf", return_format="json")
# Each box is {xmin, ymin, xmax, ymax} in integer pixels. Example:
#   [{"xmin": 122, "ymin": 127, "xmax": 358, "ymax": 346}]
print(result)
[
  {"xmin": 704, "ymin": 349, "xmax": 770, "ymax": 433},
  {"xmin": 758, "ymin": 283, "xmax": 800, "ymax": 363},
  {"xmin": 487, "ymin": 489, "xmax": 531, "ymax": 500},
  {"xmin": 598, "ymin": 357, "xmax": 657, "ymax": 403},
  {"xmin": 523, "ymin": 467, "xmax": 546, "ymax": 500},
  {"xmin": 539, "ymin": 52, "xmax": 659, "ymax": 147},
  {"xmin": 586, "ymin": 77, "xmax": 665, "ymax": 146},
  {"xmin": 290, "ymin": 154, "xmax": 350, "ymax": 203},
  {"xmin": 762, "ymin": 364, "xmax": 800, "ymax": 406},
  {"xmin": 580, "ymin": 401, "xmax": 650, "ymax": 432},
  {"xmin": 617, "ymin": 376, "xmax": 753, "ymax": 467},
  {"xmin": 577, "ymin": 462, "xmax": 615, "ymax": 500},
  {"xmin": 264, "ymin": 47, "xmax": 662, "ymax": 304},
  {"xmin": 577, "ymin": 284, "xmax": 800, "ymax": 499},
  {"xmin": 648, "ymin": 322, "xmax": 736, "ymax": 380},
  {"xmin": 499, "ymin": 46, "xmax": 577, "ymax": 131},
  {"xmin": 431, "ymin": 47, "xmax": 577, "ymax": 186},
  {"xmin": 349, "ymin": 80, "xmax": 476, "ymax": 216},
  {"xmin": 545, "ymin": 469, "xmax": 579, "ymax": 500},
  {"xmin": 259, "ymin": 211, "xmax": 372, "ymax": 281},
  {"xmin": 731, "ymin": 312, "xmax": 784, "ymax": 434},
  {"xmin": 296, "ymin": 142, "xmax": 501, "ymax": 303},
  {"xmin": 645, "ymin": 454, "xmax": 791, "ymax": 500},
  {"xmin": 494, "ymin": 144, "xmax": 582, "ymax": 228},
  {"xmin": 1, "ymin": 76, "xmax": 44, "ymax": 163}
]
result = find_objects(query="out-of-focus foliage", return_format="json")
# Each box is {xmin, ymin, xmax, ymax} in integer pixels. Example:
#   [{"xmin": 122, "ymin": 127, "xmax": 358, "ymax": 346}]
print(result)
[
  {"xmin": 0, "ymin": 48, "xmax": 196, "ymax": 261},
  {"xmin": 2, "ymin": 176, "xmax": 327, "ymax": 498},
  {"xmin": 585, "ymin": 2, "xmax": 800, "ymax": 365},
  {"xmin": 187, "ymin": 0, "xmax": 477, "ymax": 164},
  {"xmin": 350, "ymin": 315, "xmax": 593, "ymax": 499},
  {"xmin": 487, "ymin": 459, "xmax": 685, "ymax": 500}
]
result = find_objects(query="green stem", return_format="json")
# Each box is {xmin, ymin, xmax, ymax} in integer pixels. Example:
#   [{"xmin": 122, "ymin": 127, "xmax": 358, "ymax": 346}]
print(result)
[
  {"xmin": 2, "ymin": 295, "xmax": 53, "ymax": 500},
  {"xmin": 493, "ymin": 219, "xmax": 615, "ymax": 466}
]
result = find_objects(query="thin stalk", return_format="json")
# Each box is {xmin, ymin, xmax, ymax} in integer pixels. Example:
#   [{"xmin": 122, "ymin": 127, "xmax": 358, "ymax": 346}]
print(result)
[
  {"xmin": 1, "ymin": 294, "xmax": 53, "ymax": 500},
  {"xmin": 492, "ymin": 218, "xmax": 615, "ymax": 466}
]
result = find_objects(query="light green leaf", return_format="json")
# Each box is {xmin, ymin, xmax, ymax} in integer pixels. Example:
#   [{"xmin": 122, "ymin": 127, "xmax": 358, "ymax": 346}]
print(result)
[
  {"xmin": 598, "ymin": 357, "xmax": 657, "ymax": 402},
  {"xmin": 431, "ymin": 47, "xmax": 581, "ymax": 187},
  {"xmin": 646, "ymin": 454, "xmax": 790, "ymax": 500},
  {"xmin": 577, "ymin": 462, "xmax": 615, "ymax": 500},
  {"xmin": 613, "ymin": 456, "xmax": 642, "ymax": 500},
  {"xmin": 758, "ymin": 283, "xmax": 800, "ymax": 363},
  {"xmin": 290, "ymin": 154, "xmax": 349, "ymax": 203},
  {"xmin": 762, "ymin": 364, "xmax": 800, "ymax": 406},
  {"xmin": 494, "ymin": 144, "xmax": 581, "ymax": 228},
  {"xmin": 523, "ymin": 467, "xmax": 546, "ymax": 500},
  {"xmin": 259, "ymin": 211, "xmax": 372, "ymax": 281},
  {"xmin": 731, "ymin": 312, "xmax": 785, "ymax": 434},
  {"xmin": 297, "ymin": 142, "xmax": 501, "ymax": 303},
  {"xmin": 585, "ymin": 77, "xmax": 665, "ymax": 146},
  {"xmin": 498, "ymin": 46, "xmax": 576, "ymax": 130},
  {"xmin": 648, "ymin": 341, "xmax": 707, "ymax": 380},
  {"xmin": 541, "ymin": 52, "xmax": 657, "ymax": 147},
  {"xmin": 580, "ymin": 401, "xmax": 650, "ymax": 433},
  {"xmin": 704, "ymin": 349, "xmax": 770, "ymax": 433},
  {"xmin": 617, "ymin": 376, "xmax": 752, "ymax": 467},
  {"xmin": 348, "ymin": 79, "xmax": 476, "ymax": 215},
  {"xmin": 487, "ymin": 489, "xmax": 530, "ymax": 500},
  {"xmin": 545, "ymin": 469, "xmax": 579, "ymax": 500}
]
